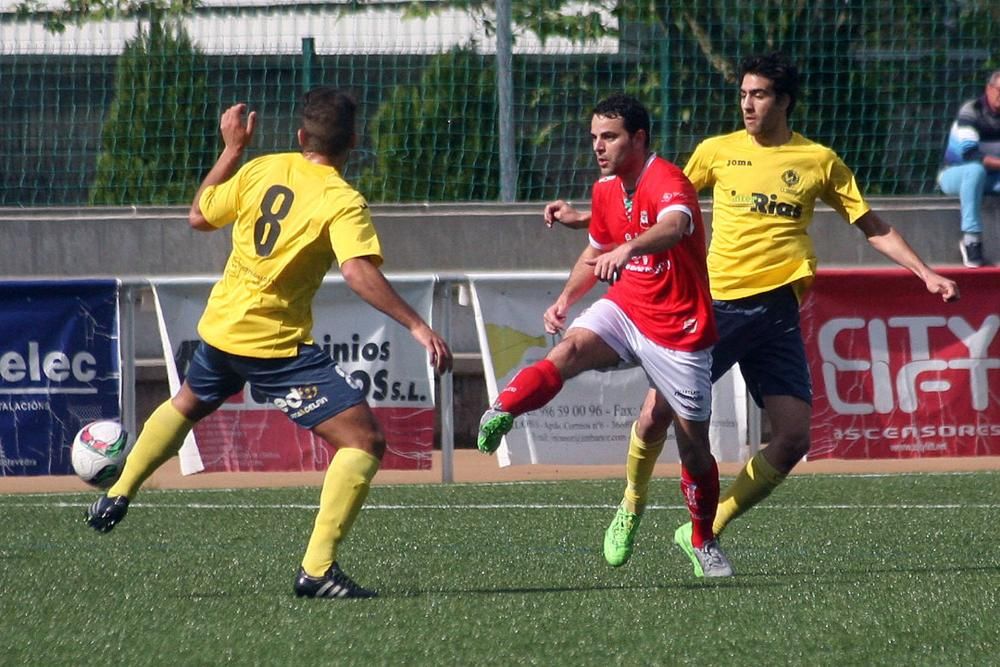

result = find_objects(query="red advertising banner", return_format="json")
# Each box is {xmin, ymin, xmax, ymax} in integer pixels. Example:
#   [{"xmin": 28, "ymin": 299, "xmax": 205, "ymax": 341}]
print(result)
[
  {"xmin": 802, "ymin": 267, "xmax": 1000, "ymax": 459},
  {"xmin": 191, "ymin": 394, "xmax": 433, "ymax": 472}
]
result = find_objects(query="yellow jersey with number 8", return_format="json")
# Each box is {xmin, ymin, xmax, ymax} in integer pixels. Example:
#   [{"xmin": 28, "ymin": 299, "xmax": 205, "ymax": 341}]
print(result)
[{"xmin": 196, "ymin": 152, "xmax": 382, "ymax": 357}]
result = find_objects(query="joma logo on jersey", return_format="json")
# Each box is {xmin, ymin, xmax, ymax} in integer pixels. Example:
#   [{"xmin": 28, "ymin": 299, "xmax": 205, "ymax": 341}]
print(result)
[
  {"xmin": 750, "ymin": 192, "xmax": 802, "ymax": 219},
  {"xmin": 727, "ymin": 159, "xmax": 753, "ymax": 167}
]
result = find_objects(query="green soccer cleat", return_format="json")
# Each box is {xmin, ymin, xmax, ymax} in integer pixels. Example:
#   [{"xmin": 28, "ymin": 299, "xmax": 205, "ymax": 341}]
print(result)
[
  {"xmin": 673, "ymin": 522, "xmax": 734, "ymax": 578},
  {"xmin": 477, "ymin": 408, "xmax": 514, "ymax": 454},
  {"xmin": 603, "ymin": 504, "xmax": 642, "ymax": 567}
]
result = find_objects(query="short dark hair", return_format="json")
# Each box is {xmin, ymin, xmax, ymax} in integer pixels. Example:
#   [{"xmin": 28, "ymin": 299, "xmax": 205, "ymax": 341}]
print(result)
[
  {"xmin": 299, "ymin": 87, "xmax": 357, "ymax": 157},
  {"xmin": 739, "ymin": 53, "xmax": 799, "ymax": 116},
  {"xmin": 592, "ymin": 94, "xmax": 651, "ymax": 147}
]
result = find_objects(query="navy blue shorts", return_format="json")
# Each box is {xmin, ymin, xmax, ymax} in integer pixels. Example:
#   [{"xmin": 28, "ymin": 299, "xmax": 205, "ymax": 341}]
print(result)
[
  {"xmin": 185, "ymin": 342, "xmax": 367, "ymax": 429},
  {"xmin": 710, "ymin": 285, "xmax": 812, "ymax": 408}
]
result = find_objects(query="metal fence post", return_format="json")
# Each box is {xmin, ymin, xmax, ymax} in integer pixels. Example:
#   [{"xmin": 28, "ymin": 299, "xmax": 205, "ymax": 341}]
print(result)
[
  {"xmin": 439, "ymin": 278, "xmax": 455, "ymax": 483},
  {"xmin": 119, "ymin": 281, "xmax": 138, "ymax": 439},
  {"xmin": 496, "ymin": 0, "xmax": 516, "ymax": 202}
]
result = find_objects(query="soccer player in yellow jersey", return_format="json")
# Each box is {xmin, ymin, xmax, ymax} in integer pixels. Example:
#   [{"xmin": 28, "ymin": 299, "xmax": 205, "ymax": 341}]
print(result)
[
  {"xmin": 545, "ymin": 53, "xmax": 959, "ymax": 575},
  {"xmin": 85, "ymin": 87, "xmax": 453, "ymax": 599}
]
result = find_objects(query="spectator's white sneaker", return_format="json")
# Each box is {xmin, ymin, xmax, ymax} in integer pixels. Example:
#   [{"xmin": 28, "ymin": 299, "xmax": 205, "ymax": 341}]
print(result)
[{"xmin": 959, "ymin": 239, "xmax": 985, "ymax": 268}]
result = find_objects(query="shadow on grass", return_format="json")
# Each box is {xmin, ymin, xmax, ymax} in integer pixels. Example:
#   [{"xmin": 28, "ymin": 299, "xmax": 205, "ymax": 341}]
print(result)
[
  {"xmin": 723, "ymin": 563, "xmax": 1000, "ymax": 579},
  {"xmin": 162, "ymin": 582, "xmax": 757, "ymax": 600},
  {"xmin": 163, "ymin": 564, "xmax": 998, "ymax": 601},
  {"xmin": 378, "ymin": 578, "xmax": 785, "ymax": 598}
]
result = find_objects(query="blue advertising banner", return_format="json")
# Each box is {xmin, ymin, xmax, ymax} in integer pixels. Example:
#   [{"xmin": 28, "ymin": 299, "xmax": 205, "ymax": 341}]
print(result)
[{"xmin": 0, "ymin": 281, "xmax": 120, "ymax": 476}]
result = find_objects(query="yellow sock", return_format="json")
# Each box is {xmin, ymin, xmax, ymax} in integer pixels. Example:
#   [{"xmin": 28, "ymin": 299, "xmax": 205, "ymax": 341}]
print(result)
[
  {"xmin": 713, "ymin": 450, "xmax": 786, "ymax": 536},
  {"xmin": 622, "ymin": 421, "xmax": 665, "ymax": 515},
  {"xmin": 301, "ymin": 447, "xmax": 380, "ymax": 577},
  {"xmin": 107, "ymin": 401, "xmax": 193, "ymax": 499}
]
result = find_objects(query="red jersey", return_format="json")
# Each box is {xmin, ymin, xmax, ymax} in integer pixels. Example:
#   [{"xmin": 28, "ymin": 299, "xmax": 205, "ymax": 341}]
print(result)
[{"xmin": 589, "ymin": 154, "xmax": 717, "ymax": 351}]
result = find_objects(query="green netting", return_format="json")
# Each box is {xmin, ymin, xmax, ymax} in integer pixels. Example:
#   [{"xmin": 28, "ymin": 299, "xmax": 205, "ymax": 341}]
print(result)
[{"xmin": 0, "ymin": 1, "xmax": 997, "ymax": 206}]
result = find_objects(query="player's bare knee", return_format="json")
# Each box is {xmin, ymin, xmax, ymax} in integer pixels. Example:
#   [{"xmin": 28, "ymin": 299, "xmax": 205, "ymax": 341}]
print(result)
[
  {"xmin": 545, "ymin": 342, "xmax": 584, "ymax": 379},
  {"xmin": 548, "ymin": 334, "xmax": 586, "ymax": 361},
  {"xmin": 546, "ymin": 330, "xmax": 617, "ymax": 379},
  {"xmin": 347, "ymin": 419, "xmax": 386, "ymax": 458},
  {"xmin": 673, "ymin": 416, "xmax": 713, "ymax": 473},
  {"xmin": 328, "ymin": 431, "xmax": 385, "ymax": 460},
  {"xmin": 772, "ymin": 431, "xmax": 810, "ymax": 465},
  {"xmin": 636, "ymin": 393, "xmax": 672, "ymax": 441},
  {"xmin": 355, "ymin": 432, "xmax": 386, "ymax": 460},
  {"xmin": 312, "ymin": 405, "xmax": 386, "ymax": 459},
  {"xmin": 353, "ymin": 416, "xmax": 387, "ymax": 459},
  {"xmin": 635, "ymin": 412, "xmax": 669, "ymax": 442},
  {"xmin": 676, "ymin": 439, "xmax": 713, "ymax": 475}
]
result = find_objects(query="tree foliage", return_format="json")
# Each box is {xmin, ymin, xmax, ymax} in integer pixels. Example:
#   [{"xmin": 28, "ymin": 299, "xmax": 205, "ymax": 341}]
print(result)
[
  {"xmin": 403, "ymin": 0, "xmax": 615, "ymax": 44},
  {"xmin": 16, "ymin": 0, "xmax": 198, "ymax": 33},
  {"xmin": 88, "ymin": 20, "xmax": 215, "ymax": 205},
  {"xmin": 357, "ymin": 49, "xmax": 505, "ymax": 202},
  {"xmin": 15, "ymin": 0, "xmax": 1000, "ymax": 203},
  {"xmin": 396, "ymin": 0, "xmax": 999, "ymax": 197}
]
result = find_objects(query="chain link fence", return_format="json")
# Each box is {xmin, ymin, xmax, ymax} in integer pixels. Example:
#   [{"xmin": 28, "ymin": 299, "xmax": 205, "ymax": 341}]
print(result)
[{"xmin": 1, "ymin": 1, "xmax": 997, "ymax": 206}]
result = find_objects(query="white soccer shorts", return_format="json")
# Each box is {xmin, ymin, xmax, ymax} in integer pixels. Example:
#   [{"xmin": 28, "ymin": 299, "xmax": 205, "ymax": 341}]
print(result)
[{"xmin": 568, "ymin": 298, "xmax": 713, "ymax": 422}]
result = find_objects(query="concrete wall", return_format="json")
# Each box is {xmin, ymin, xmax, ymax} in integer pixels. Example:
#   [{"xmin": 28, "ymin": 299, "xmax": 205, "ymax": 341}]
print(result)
[
  {"xmin": 2, "ymin": 197, "xmax": 995, "ymax": 443},
  {"xmin": 3, "ymin": 197, "xmax": 993, "ymax": 277}
]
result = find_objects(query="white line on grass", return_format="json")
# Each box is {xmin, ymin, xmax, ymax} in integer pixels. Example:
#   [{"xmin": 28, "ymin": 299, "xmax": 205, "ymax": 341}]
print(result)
[
  {"xmin": 2, "ymin": 501, "xmax": 998, "ymax": 510},
  {"xmin": 2, "ymin": 469, "xmax": 994, "ymax": 500}
]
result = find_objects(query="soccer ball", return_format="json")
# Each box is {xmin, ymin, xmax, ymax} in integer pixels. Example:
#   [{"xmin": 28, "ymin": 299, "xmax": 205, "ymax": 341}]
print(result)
[{"xmin": 71, "ymin": 420, "xmax": 130, "ymax": 488}]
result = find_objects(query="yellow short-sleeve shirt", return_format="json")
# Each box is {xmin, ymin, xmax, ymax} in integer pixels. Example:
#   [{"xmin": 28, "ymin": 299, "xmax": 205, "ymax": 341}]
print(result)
[
  {"xmin": 684, "ymin": 131, "xmax": 870, "ymax": 300},
  {"xmin": 196, "ymin": 152, "xmax": 382, "ymax": 357}
]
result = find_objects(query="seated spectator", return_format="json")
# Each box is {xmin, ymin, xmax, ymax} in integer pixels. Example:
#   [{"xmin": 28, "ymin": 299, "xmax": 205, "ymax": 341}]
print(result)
[{"xmin": 937, "ymin": 70, "xmax": 1000, "ymax": 268}]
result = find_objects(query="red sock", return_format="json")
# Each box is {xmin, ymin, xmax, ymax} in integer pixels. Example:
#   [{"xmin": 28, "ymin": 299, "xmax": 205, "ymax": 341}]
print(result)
[
  {"xmin": 680, "ymin": 457, "xmax": 720, "ymax": 548},
  {"xmin": 494, "ymin": 359, "xmax": 564, "ymax": 416}
]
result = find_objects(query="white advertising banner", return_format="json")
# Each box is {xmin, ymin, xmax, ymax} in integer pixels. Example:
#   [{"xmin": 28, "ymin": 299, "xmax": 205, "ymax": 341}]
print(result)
[
  {"xmin": 470, "ymin": 275, "xmax": 746, "ymax": 466},
  {"xmin": 152, "ymin": 277, "xmax": 438, "ymax": 474}
]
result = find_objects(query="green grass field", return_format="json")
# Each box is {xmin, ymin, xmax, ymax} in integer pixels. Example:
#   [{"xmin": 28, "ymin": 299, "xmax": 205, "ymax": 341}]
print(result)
[{"xmin": 2, "ymin": 473, "xmax": 998, "ymax": 666}]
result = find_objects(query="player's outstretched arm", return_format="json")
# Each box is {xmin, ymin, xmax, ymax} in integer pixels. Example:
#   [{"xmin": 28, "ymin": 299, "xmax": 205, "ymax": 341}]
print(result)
[
  {"xmin": 544, "ymin": 200, "xmax": 591, "ymax": 229},
  {"xmin": 854, "ymin": 211, "xmax": 960, "ymax": 302},
  {"xmin": 188, "ymin": 103, "xmax": 258, "ymax": 231},
  {"xmin": 340, "ymin": 256, "xmax": 453, "ymax": 374}
]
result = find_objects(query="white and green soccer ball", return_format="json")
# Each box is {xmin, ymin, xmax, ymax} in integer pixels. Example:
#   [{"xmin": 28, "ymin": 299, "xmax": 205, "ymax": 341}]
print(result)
[{"xmin": 71, "ymin": 420, "xmax": 130, "ymax": 488}]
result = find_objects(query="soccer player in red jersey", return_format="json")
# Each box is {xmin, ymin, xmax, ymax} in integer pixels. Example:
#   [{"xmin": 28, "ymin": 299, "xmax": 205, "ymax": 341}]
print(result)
[
  {"xmin": 545, "ymin": 54, "xmax": 959, "ymax": 576},
  {"xmin": 477, "ymin": 94, "xmax": 733, "ymax": 577}
]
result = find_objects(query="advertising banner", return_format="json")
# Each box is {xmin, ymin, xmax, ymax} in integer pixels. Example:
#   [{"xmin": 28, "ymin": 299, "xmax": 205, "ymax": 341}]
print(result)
[
  {"xmin": 0, "ymin": 280, "xmax": 120, "ymax": 476},
  {"xmin": 803, "ymin": 268, "xmax": 999, "ymax": 458},
  {"xmin": 153, "ymin": 278, "xmax": 438, "ymax": 473},
  {"xmin": 470, "ymin": 276, "xmax": 745, "ymax": 466}
]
